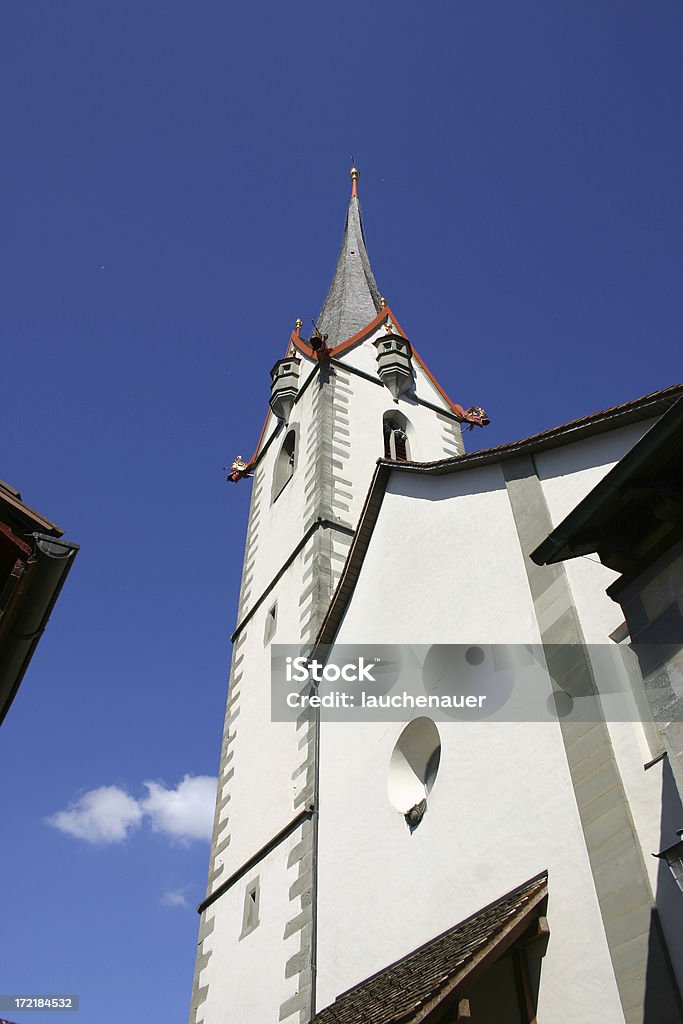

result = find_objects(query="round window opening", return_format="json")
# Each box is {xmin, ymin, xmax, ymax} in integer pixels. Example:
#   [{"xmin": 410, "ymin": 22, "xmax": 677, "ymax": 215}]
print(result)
[{"xmin": 387, "ymin": 718, "xmax": 441, "ymax": 830}]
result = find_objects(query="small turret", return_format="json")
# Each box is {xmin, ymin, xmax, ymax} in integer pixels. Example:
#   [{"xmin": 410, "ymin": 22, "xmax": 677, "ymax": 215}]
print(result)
[
  {"xmin": 269, "ymin": 355, "xmax": 300, "ymax": 423},
  {"xmin": 373, "ymin": 319, "xmax": 415, "ymax": 400}
]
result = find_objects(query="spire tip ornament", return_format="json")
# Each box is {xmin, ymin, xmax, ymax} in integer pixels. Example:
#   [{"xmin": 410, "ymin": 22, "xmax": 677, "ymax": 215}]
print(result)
[{"xmin": 350, "ymin": 164, "xmax": 359, "ymax": 198}]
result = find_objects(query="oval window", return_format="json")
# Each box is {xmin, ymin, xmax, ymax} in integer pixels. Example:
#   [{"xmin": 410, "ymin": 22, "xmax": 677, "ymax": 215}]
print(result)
[{"xmin": 387, "ymin": 717, "xmax": 441, "ymax": 816}]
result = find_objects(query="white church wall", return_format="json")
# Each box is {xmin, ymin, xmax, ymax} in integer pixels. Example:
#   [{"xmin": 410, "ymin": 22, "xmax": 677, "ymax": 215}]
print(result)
[
  {"xmin": 244, "ymin": 342, "xmax": 464, "ymax": 614},
  {"xmin": 193, "ymin": 538, "xmax": 317, "ymax": 1024},
  {"xmin": 242, "ymin": 366, "xmax": 320, "ymax": 606},
  {"xmin": 536, "ymin": 420, "xmax": 655, "ymax": 529},
  {"xmin": 316, "ymin": 717, "xmax": 625, "ymax": 1023},
  {"xmin": 315, "ymin": 464, "xmax": 625, "ymax": 1018},
  {"xmin": 339, "ymin": 464, "xmax": 540, "ymax": 642},
  {"xmin": 339, "ymin": 320, "xmax": 472, "ymax": 433},
  {"xmin": 536, "ymin": 421, "xmax": 667, "ymax": 897},
  {"xmin": 197, "ymin": 820, "xmax": 309, "ymax": 1024},
  {"xmin": 334, "ymin": 322, "xmax": 466, "ymax": 461},
  {"xmin": 210, "ymin": 549, "xmax": 312, "ymax": 880},
  {"xmin": 197, "ymin": 329, "xmax": 472, "ymax": 1021}
]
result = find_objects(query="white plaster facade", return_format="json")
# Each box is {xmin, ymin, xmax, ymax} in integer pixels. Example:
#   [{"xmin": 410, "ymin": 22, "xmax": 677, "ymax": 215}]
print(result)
[
  {"xmin": 190, "ymin": 223, "xmax": 477, "ymax": 1024},
  {"xmin": 190, "ymin": 176, "xmax": 683, "ymax": 1024},
  {"xmin": 315, "ymin": 419, "xmax": 683, "ymax": 1022}
]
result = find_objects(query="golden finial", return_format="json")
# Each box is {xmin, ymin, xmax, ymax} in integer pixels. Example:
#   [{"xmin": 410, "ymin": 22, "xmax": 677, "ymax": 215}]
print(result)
[
  {"xmin": 380, "ymin": 296, "xmax": 387, "ymax": 308},
  {"xmin": 350, "ymin": 164, "xmax": 359, "ymax": 198},
  {"xmin": 295, "ymin": 318, "xmax": 303, "ymax": 333}
]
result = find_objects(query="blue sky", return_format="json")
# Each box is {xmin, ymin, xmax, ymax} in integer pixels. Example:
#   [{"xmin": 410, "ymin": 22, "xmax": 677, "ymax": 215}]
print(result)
[{"xmin": 1, "ymin": 2, "xmax": 681, "ymax": 1022}]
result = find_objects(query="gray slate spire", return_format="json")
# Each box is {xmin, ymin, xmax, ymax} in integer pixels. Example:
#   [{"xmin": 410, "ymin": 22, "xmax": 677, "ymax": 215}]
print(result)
[{"xmin": 317, "ymin": 187, "xmax": 382, "ymax": 348}]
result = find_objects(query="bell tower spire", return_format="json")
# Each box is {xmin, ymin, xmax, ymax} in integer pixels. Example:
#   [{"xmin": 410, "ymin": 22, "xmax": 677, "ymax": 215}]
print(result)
[
  {"xmin": 316, "ymin": 165, "xmax": 382, "ymax": 348},
  {"xmin": 191, "ymin": 170, "xmax": 488, "ymax": 1024}
]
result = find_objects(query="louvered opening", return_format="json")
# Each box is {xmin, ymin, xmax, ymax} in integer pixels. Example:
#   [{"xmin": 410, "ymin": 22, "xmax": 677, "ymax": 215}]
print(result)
[
  {"xmin": 393, "ymin": 430, "xmax": 408, "ymax": 461},
  {"xmin": 273, "ymin": 429, "xmax": 296, "ymax": 501},
  {"xmin": 384, "ymin": 419, "xmax": 410, "ymax": 462}
]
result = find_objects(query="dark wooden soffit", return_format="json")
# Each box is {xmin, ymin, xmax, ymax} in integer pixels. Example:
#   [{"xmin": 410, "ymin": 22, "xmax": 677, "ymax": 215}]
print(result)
[
  {"xmin": 531, "ymin": 394, "xmax": 683, "ymax": 573},
  {"xmin": 312, "ymin": 873, "xmax": 549, "ymax": 1024}
]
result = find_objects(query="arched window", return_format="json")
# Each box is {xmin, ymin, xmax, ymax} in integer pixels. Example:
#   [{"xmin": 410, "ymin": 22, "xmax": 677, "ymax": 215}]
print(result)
[
  {"xmin": 273, "ymin": 429, "xmax": 296, "ymax": 501},
  {"xmin": 383, "ymin": 413, "xmax": 411, "ymax": 462}
]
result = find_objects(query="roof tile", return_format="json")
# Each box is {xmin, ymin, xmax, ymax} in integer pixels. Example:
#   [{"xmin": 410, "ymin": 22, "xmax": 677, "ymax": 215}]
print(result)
[{"xmin": 313, "ymin": 873, "xmax": 548, "ymax": 1024}]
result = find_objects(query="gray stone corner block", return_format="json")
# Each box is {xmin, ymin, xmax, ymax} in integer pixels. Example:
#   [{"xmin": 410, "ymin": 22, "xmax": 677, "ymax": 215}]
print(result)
[
  {"xmin": 283, "ymin": 906, "xmax": 312, "ymax": 939},
  {"xmin": 279, "ymin": 985, "xmax": 312, "ymax": 1022}
]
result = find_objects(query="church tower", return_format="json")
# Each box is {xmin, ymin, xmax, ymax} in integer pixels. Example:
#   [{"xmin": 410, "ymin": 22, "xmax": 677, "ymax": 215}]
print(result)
[{"xmin": 189, "ymin": 169, "xmax": 488, "ymax": 1024}]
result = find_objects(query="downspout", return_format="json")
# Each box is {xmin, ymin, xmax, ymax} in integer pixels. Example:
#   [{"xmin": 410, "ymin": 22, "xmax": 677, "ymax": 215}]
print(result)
[{"xmin": 310, "ymin": 699, "xmax": 321, "ymax": 1022}]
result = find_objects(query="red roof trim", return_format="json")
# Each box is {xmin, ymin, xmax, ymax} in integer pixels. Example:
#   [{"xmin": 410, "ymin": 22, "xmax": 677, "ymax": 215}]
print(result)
[
  {"xmin": 228, "ymin": 307, "xmax": 488, "ymax": 481},
  {"xmin": 329, "ymin": 307, "xmax": 488, "ymax": 425},
  {"xmin": 328, "ymin": 308, "xmax": 394, "ymax": 357},
  {"xmin": 290, "ymin": 333, "xmax": 317, "ymax": 359}
]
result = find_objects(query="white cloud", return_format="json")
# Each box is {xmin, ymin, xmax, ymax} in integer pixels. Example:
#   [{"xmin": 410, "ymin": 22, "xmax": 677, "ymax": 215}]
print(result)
[
  {"xmin": 46, "ymin": 775, "xmax": 217, "ymax": 846},
  {"xmin": 161, "ymin": 887, "xmax": 190, "ymax": 908},
  {"xmin": 46, "ymin": 785, "xmax": 143, "ymax": 844},
  {"xmin": 142, "ymin": 775, "xmax": 217, "ymax": 842}
]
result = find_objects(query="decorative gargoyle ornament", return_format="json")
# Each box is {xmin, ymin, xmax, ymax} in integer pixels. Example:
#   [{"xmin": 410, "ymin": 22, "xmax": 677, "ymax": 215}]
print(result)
[
  {"xmin": 464, "ymin": 406, "xmax": 489, "ymax": 429},
  {"xmin": 226, "ymin": 456, "xmax": 252, "ymax": 483},
  {"xmin": 309, "ymin": 323, "xmax": 330, "ymax": 362}
]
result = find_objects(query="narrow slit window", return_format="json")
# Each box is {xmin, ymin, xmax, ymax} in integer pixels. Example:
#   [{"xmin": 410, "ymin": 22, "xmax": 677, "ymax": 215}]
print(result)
[
  {"xmin": 240, "ymin": 878, "xmax": 260, "ymax": 938},
  {"xmin": 264, "ymin": 602, "xmax": 277, "ymax": 645}
]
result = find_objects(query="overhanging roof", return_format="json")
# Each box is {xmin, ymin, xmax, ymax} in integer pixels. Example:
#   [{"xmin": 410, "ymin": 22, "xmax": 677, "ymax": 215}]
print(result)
[
  {"xmin": 0, "ymin": 479, "xmax": 63, "ymax": 536},
  {"xmin": 312, "ymin": 873, "xmax": 548, "ymax": 1024},
  {"xmin": 531, "ymin": 394, "xmax": 683, "ymax": 570},
  {"xmin": 0, "ymin": 481, "xmax": 78, "ymax": 726},
  {"xmin": 0, "ymin": 533, "xmax": 79, "ymax": 726}
]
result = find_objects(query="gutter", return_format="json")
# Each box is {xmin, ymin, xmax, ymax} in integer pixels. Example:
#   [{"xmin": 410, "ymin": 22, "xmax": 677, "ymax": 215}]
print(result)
[{"xmin": 0, "ymin": 533, "xmax": 79, "ymax": 726}]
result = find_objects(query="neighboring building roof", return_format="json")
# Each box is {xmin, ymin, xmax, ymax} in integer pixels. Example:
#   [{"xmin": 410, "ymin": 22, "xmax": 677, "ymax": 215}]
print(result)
[
  {"xmin": 316, "ymin": 176, "xmax": 383, "ymax": 349},
  {"xmin": 0, "ymin": 478, "xmax": 63, "ymax": 536},
  {"xmin": 531, "ymin": 394, "xmax": 683, "ymax": 577},
  {"xmin": 312, "ymin": 872, "xmax": 548, "ymax": 1024},
  {"xmin": 315, "ymin": 383, "xmax": 683, "ymax": 648},
  {"xmin": 0, "ymin": 481, "xmax": 79, "ymax": 726}
]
